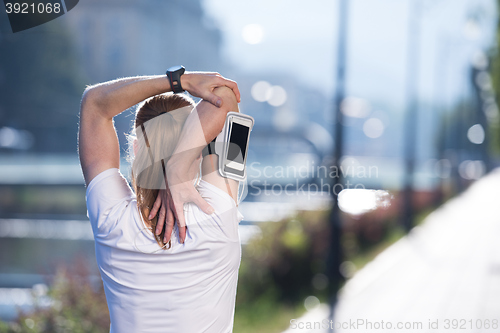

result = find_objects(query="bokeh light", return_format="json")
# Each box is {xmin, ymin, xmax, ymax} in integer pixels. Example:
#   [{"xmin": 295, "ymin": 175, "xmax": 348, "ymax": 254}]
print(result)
[
  {"xmin": 251, "ymin": 81, "xmax": 272, "ymax": 102},
  {"xmin": 338, "ymin": 189, "xmax": 391, "ymax": 216},
  {"xmin": 475, "ymin": 71, "xmax": 492, "ymax": 91},
  {"xmin": 272, "ymin": 108, "xmax": 296, "ymax": 131},
  {"xmin": 363, "ymin": 118, "xmax": 384, "ymax": 138},
  {"xmin": 471, "ymin": 50, "xmax": 488, "ymax": 70},
  {"xmin": 304, "ymin": 295, "xmax": 320, "ymax": 311},
  {"xmin": 339, "ymin": 261, "xmax": 356, "ymax": 279},
  {"xmin": 0, "ymin": 127, "xmax": 34, "ymax": 150},
  {"xmin": 458, "ymin": 160, "xmax": 485, "ymax": 180},
  {"xmin": 341, "ymin": 97, "xmax": 370, "ymax": 118},
  {"xmin": 267, "ymin": 85, "xmax": 287, "ymax": 107},
  {"xmin": 484, "ymin": 104, "xmax": 499, "ymax": 122},
  {"xmin": 242, "ymin": 24, "xmax": 264, "ymax": 44},
  {"xmin": 467, "ymin": 124, "xmax": 485, "ymax": 144},
  {"xmin": 251, "ymin": 81, "xmax": 287, "ymax": 107}
]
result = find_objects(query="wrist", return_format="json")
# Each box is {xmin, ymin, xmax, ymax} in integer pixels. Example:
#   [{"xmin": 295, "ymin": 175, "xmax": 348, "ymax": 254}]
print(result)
[
  {"xmin": 180, "ymin": 73, "xmax": 192, "ymax": 94},
  {"xmin": 166, "ymin": 66, "xmax": 186, "ymax": 93},
  {"xmin": 166, "ymin": 158, "xmax": 183, "ymax": 178}
]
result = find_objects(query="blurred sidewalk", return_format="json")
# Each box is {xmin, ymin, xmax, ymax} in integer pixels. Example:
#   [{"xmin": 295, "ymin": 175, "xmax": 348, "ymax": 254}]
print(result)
[{"xmin": 284, "ymin": 168, "xmax": 500, "ymax": 333}]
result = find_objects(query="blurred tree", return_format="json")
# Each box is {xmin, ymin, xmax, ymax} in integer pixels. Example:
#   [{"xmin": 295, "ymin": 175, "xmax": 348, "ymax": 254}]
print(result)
[
  {"xmin": 237, "ymin": 211, "xmax": 330, "ymax": 307},
  {"xmin": 0, "ymin": 260, "xmax": 109, "ymax": 333},
  {"xmin": 0, "ymin": 18, "xmax": 85, "ymax": 153}
]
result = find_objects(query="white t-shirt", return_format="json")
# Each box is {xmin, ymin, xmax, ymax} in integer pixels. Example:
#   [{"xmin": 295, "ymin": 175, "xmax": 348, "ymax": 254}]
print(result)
[{"xmin": 86, "ymin": 168, "xmax": 243, "ymax": 333}]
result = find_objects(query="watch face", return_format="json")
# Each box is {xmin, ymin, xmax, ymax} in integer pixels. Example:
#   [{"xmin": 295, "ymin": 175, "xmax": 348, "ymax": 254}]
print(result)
[{"xmin": 168, "ymin": 65, "xmax": 183, "ymax": 72}]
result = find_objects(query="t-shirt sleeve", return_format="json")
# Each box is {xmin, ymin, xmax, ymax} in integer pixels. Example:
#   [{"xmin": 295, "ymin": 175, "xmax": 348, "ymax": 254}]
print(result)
[{"xmin": 85, "ymin": 168, "xmax": 136, "ymax": 237}]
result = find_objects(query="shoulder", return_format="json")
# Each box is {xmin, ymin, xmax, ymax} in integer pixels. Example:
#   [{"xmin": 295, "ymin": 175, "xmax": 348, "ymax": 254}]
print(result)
[
  {"xmin": 86, "ymin": 168, "xmax": 134, "ymax": 201},
  {"xmin": 86, "ymin": 168, "xmax": 136, "ymax": 235},
  {"xmin": 196, "ymin": 180, "xmax": 242, "ymax": 221}
]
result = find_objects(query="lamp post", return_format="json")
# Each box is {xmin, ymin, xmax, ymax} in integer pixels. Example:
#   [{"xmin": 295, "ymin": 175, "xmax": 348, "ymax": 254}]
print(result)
[
  {"xmin": 327, "ymin": 0, "xmax": 348, "ymax": 329},
  {"xmin": 402, "ymin": 0, "xmax": 421, "ymax": 232}
]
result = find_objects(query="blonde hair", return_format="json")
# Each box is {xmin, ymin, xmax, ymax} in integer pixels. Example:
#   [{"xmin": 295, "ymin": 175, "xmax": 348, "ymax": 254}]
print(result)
[{"xmin": 129, "ymin": 93, "xmax": 194, "ymax": 248}]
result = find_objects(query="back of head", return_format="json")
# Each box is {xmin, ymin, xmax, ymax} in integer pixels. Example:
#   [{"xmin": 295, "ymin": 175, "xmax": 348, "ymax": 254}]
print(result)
[{"xmin": 131, "ymin": 93, "xmax": 194, "ymax": 248}]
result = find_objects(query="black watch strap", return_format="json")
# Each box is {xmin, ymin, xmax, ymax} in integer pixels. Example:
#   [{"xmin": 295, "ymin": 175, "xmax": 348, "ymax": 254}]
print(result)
[{"xmin": 166, "ymin": 65, "xmax": 185, "ymax": 93}]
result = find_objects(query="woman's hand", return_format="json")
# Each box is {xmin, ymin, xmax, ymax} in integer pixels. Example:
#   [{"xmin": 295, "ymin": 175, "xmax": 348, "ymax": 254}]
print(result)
[
  {"xmin": 149, "ymin": 155, "xmax": 210, "ymax": 244},
  {"xmin": 149, "ymin": 189, "xmax": 175, "ymax": 241},
  {"xmin": 181, "ymin": 72, "xmax": 241, "ymax": 107}
]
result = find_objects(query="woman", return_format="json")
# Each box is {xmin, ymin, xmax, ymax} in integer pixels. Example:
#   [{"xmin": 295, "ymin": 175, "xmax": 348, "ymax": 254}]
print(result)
[{"xmin": 79, "ymin": 72, "xmax": 244, "ymax": 332}]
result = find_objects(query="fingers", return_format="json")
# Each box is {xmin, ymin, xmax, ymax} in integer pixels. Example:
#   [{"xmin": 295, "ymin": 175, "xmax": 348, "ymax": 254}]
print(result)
[
  {"xmin": 204, "ymin": 92, "xmax": 223, "ymax": 108},
  {"xmin": 171, "ymin": 199, "xmax": 186, "ymax": 243},
  {"xmin": 219, "ymin": 77, "xmax": 241, "ymax": 103},
  {"xmin": 185, "ymin": 72, "xmax": 241, "ymax": 105},
  {"xmin": 191, "ymin": 191, "xmax": 214, "ymax": 215},
  {"xmin": 163, "ymin": 198, "xmax": 175, "ymax": 244},
  {"xmin": 178, "ymin": 225, "xmax": 186, "ymax": 245},
  {"xmin": 149, "ymin": 194, "xmax": 162, "ymax": 220},
  {"xmin": 156, "ymin": 204, "xmax": 166, "ymax": 235}
]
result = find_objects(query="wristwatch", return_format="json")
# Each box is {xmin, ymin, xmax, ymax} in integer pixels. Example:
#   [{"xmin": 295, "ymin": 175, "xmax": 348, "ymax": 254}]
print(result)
[{"xmin": 166, "ymin": 65, "xmax": 186, "ymax": 93}]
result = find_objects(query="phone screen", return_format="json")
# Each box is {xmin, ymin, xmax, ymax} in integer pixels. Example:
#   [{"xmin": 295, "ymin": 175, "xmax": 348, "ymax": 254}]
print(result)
[{"xmin": 227, "ymin": 123, "xmax": 249, "ymax": 163}]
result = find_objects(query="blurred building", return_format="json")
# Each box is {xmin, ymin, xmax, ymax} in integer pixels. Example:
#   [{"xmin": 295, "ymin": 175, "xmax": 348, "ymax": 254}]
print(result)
[
  {"xmin": 63, "ymin": 0, "xmax": 224, "ymax": 152},
  {"xmin": 65, "ymin": 0, "xmax": 223, "ymax": 82}
]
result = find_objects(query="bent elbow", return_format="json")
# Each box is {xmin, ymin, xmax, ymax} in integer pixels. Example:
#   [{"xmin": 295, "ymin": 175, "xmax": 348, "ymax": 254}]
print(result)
[
  {"xmin": 80, "ymin": 87, "xmax": 96, "ymax": 111},
  {"xmin": 80, "ymin": 86, "xmax": 107, "ymax": 116},
  {"xmin": 213, "ymin": 86, "xmax": 238, "ymax": 113}
]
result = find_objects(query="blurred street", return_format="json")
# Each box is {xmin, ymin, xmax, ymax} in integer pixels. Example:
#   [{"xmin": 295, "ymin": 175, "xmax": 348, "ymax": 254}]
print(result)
[
  {"xmin": 284, "ymin": 168, "xmax": 500, "ymax": 333},
  {"xmin": 2, "ymin": 0, "xmax": 500, "ymax": 331}
]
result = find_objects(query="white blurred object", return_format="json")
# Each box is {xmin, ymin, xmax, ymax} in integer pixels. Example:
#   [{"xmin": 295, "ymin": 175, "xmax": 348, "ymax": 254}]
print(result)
[
  {"xmin": 341, "ymin": 97, "xmax": 371, "ymax": 118},
  {"xmin": 475, "ymin": 71, "xmax": 492, "ymax": 91},
  {"xmin": 467, "ymin": 124, "xmax": 485, "ymax": 144},
  {"xmin": 238, "ymin": 225, "xmax": 262, "ymax": 244},
  {"xmin": 251, "ymin": 81, "xmax": 287, "ymax": 107},
  {"xmin": 338, "ymin": 189, "xmax": 391, "ymax": 216},
  {"xmin": 459, "ymin": 160, "xmax": 485, "ymax": 180},
  {"xmin": 272, "ymin": 107, "xmax": 296, "ymax": 131},
  {"xmin": 251, "ymin": 81, "xmax": 272, "ymax": 102},
  {"xmin": 0, "ymin": 127, "xmax": 34, "ymax": 150},
  {"xmin": 484, "ymin": 103, "xmax": 499, "ymax": 122},
  {"xmin": 363, "ymin": 118, "xmax": 384, "ymax": 139},
  {"xmin": 304, "ymin": 295, "xmax": 320, "ymax": 311},
  {"xmin": 0, "ymin": 219, "xmax": 93, "ymax": 240},
  {"xmin": 267, "ymin": 85, "xmax": 287, "ymax": 106},
  {"xmin": 471, "ymin": 50, "xmax": 489, "ymax": 70},
  {"xmin": 242, "ymin": 24, "xmax": 264, "ymax": 44},
  {"xmin": 340, "ymin": 261, "xmax": 357, "ymax": 279}
]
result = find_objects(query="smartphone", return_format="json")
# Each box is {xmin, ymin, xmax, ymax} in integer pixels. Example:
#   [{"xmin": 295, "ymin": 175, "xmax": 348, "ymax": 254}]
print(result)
[
  {"xmin": 225, "ymin": 122, "xmax": 251, "ymax": 171},
  {"xmin": 218, "ymin": 112, "xmax": 254, "ymax": 181}
]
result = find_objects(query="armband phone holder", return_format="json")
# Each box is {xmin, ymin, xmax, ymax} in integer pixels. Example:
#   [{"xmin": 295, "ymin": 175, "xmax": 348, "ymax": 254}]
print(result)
[{"xmin": 202, "ymin": 112, "xmax": 254, "ymax": 181}]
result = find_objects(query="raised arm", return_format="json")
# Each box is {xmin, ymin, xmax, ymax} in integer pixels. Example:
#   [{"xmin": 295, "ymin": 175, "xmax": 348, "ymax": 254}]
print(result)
[
  {"xmin": 155, "ymin": 87, "xmax": 239, "ymax": 244},
  {"xmin": 78, "ymin": 73, "xmax": 241, "ymax": 186}
]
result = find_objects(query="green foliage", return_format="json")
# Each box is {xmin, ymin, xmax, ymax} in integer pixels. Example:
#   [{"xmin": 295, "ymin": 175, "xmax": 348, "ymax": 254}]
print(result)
[
  {"xmin": 234, "ymin": 210, "xmax": 330, "ymax": 331},
  {"xmin": 488, "ymin": 0, "xmax": 500, "ymax": 156},
  {"xmin": 236, "ymin": 211, "xmax": 330, "ymax": 307},
  {"xmin": 0, "ymin": 263, "xmax": 109, "ymax": 333},
  {"xmin": 0, "ymin": 211, "xmax": 332, "ymax": 333},
  {"xmin": 0, "ymin": 207, "xmax": 413, "ymax": 332},
  {"xmin": 233, "ymin": 299, "xmax": 303, "ymax": 333}
]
